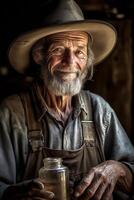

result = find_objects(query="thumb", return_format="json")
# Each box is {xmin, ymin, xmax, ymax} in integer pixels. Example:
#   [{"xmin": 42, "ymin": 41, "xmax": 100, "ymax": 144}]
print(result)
[{"xmin": 29, "ymin": 179, "xmax": 44, "ymax": 190}]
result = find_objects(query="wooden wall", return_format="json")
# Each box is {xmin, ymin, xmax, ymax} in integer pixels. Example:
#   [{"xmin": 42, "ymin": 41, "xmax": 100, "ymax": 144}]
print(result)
[{"xmin": 87, "ymin": 20, "xmax": 133, "ymax": 137}]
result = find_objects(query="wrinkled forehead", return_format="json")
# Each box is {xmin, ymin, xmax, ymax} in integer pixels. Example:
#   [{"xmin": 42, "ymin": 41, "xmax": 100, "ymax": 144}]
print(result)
[
  {"xmin": 32, "ymin": 31, "xmax": 89, "ymax": 51},
  {"xmin": 46, "ymin": 31, "xmax": 89, "ymax": 42}
]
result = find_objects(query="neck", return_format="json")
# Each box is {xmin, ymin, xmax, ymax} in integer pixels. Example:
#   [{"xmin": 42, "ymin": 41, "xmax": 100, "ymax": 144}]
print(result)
[{"xmin": 44, "ymin": 88, "xmax": 73, "ymax": 122}]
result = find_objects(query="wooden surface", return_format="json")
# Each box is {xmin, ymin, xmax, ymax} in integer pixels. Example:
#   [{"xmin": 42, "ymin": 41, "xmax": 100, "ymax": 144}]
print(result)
[{"xmin": 87, "ymin": 19, "xmax": 132, "ymax": 136}]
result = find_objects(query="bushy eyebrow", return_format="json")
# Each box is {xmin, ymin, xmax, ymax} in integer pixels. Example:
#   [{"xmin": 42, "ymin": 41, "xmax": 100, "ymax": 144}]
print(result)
[
  {"xmin": 48, "ymin": 43, "xmax": 63, "ymax": 49},
  {"xmin": 47, "ymin": 42, "xmax": 87, "ymax": 52},
  {"xmin": 77, "ymin": 45, "xmax": 87, "ymax": 50}
]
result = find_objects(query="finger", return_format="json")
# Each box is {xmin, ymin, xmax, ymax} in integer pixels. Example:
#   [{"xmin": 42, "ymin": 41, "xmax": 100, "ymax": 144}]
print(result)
[
  {"xmin": 21, "ymin": 197, "xmax": 53, "ymax": 200},
  {"xmin": 69, "ymin": 180, "xmax": 74, "ymax": 195},
  {"xmin": 80, "ymin": 177, "xmax": 102, "ymax": 199},
  {"xmin": 33, "ymin": 198, "xmax": 52, "ymax": 200},
  {"xmin": 20, "ymin": 197, "xmax": 44, "ymax": 200},
  {"xmin": 74, "ymin": 170, "xmax": 95, "ymax": 197},
  {"xmin": 21, "ymin": 198, "xmax": 48, "ymax": 200},
  {"xmin": 70, "ymin": 188, "xmax": 74, "ymax": 195},
  {"xmin": 102, "ymin": 182, "xmax": 115, "ymax": 200},
  {"xmin": 30, "ymin": 180, "xmax": 44, "ymax": 190},
  {"xmin": 28, "ymin": 188, "xmax": 55, "ymax": 199},
  {"xmin": 92, "ymin": 182, "xmax": 108, "ymax": 200}
]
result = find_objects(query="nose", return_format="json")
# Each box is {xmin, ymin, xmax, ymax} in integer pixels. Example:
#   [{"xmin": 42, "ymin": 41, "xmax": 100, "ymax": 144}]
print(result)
[{"xmin": 62, "ymin": 49, "xmax": 76, "ymax": 65}]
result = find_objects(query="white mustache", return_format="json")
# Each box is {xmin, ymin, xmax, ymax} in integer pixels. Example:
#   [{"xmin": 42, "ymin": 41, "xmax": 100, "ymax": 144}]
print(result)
[
  {"xmin": 54, "ymin": 70, "xmax": 81, "ymax": 78},
  {"xmin": 52, "ymin": 64, "xmax": 80, "ymax": 72},
  {"xmin": 55, "ymin": 70, "xmax": 79, "ymax": 73}
]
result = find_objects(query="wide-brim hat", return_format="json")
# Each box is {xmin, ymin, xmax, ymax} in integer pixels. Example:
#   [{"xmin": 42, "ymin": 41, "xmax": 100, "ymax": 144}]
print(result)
[{"xmin": 8, "ymin": 0, "xmax": 117, "ymax": 73}]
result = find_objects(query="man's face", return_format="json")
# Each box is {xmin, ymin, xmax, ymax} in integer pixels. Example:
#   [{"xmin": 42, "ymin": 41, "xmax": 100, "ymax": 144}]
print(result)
[{"xmin": 33, "ymin": 31, "xmax": 89, "ymax": 96}]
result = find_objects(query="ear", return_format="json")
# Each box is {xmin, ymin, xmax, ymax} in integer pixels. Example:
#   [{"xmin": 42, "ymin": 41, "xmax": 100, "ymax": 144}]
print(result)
[{"xmin": 32, "ymin": 49, "xmax": 42, "ymax": 65}]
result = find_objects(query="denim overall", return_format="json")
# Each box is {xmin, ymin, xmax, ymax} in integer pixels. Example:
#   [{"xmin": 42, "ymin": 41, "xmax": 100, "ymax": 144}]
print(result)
[{"xmin": 20, "ymin": 90, "xmax": 105, "ymax": 199}]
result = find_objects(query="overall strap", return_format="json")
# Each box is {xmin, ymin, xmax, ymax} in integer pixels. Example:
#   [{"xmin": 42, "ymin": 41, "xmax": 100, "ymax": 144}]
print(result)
[
  {"xmin": 79, "ymin": 90, "xmax": 105, "ymax": 161},
  {"xmin": 79, "ymin": 90, "xmax": 95, "ymax": 143},
  {"xmin": 19, "ymin": 92, "xmax": 44, "ymax": 152}
]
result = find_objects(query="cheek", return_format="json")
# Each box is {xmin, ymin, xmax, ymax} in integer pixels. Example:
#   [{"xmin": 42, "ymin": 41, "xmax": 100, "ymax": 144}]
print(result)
[
  {"xmin": 78, "ymin": 58, "xmax": 87, "ymax": 71},
  {"xmin": 47, "ymin": 56, "xmax": 62, "ymax": 72}
]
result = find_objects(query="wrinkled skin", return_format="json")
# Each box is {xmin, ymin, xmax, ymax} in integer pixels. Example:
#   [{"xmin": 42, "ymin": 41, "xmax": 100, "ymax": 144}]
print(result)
[
  {"xmin": 3, "ymin": 32, "xmax": 133, "ymax": 200},
  {"xmin": 2, "ymin": 161, "xmax": 133, "ymax": 200},
  {"xmin": 33, "ymin": 31, "xmax": 89, "ymax": 121},
  {"xmin": 73, "ymin": 160, "xmax": 133, "ymax": 200},
  {"xmin": 2, "ymin": 179, "xmax": 54, "ymax": 200}
]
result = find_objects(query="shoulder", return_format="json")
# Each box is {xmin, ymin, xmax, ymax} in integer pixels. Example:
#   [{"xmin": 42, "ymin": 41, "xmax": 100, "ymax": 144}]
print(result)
[
  {"xmin": 81, "ymin": 90, "xmax": 116, "ymax": 132},
  {"xmin": 0, "ymin": 91, "xmax": 28, "ymax": 119},
  {"xmin": 0, "ymin": 94, "xmax": 22, "ymax": 112},
  {"xmin": 82, "ymin": 90, "xmax": 113, "ymax": 112},
  {"xmin": 1, "ymin": 94, "xmax": 22, "ymax": 108}
]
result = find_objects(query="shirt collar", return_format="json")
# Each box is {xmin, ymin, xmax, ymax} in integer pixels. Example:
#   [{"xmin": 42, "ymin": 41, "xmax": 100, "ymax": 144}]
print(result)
[
  {"xmin": 31, "ymin": 81, "xmax": 88, "ymax": 120},
  {"xmin": 73, "ymin": 92, "xmax": 88, "ymax": 117}
]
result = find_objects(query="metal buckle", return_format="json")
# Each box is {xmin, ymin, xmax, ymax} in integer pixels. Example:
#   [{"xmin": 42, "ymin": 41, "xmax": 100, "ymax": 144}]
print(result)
[{"xmin": 28, "ymin": 130, "xmax": 44, "ymax": 152}]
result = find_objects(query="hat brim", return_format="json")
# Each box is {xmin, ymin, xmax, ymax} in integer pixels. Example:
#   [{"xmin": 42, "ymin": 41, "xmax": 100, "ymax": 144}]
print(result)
[{"xmin": 8, "ymin": 20, "xmax": 117, "ymax": 73}]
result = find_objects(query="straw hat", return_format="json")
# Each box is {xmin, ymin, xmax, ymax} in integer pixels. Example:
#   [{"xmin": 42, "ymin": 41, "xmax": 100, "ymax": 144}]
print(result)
[{"xmin": 8, "ymin": 0, "xmax": 117, "ymax": 73}]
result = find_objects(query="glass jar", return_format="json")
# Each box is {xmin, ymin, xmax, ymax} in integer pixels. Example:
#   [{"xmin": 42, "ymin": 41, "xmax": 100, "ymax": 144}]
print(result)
[{"xmin": 39, "ymin": 157, "xmax": 70, "ymax": 200}]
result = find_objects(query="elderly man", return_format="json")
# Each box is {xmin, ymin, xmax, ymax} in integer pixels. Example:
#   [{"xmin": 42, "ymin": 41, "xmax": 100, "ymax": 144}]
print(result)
[{"xmin": 0, "ymin": 0, "xmax": 134, "ymax": 200}]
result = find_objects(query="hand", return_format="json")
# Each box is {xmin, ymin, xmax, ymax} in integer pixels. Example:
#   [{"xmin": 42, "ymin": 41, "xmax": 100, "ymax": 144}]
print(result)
[
  {"xmin": 2, "ymin": 179, "xmax": 55, "ymax": 200},
  {"xmin": 74, "ymin": 160, "xmax": 127, "ymax": 200}
]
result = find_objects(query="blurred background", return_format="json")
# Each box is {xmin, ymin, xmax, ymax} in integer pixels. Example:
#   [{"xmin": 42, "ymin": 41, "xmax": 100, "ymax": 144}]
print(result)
[{"xmin": 0, "ymin": 0, "xmax": 134, "ymax": 143}]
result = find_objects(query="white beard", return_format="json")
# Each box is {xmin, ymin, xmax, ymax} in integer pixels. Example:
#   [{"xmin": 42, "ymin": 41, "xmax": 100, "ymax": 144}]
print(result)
[{"xmin": 41, "ymin": 66, "xmax": 88, "ymax": 96}]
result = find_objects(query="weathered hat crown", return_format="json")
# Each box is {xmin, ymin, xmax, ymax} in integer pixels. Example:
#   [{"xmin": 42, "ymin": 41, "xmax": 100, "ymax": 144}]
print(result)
[
  {"xmin": 8, "ymin": 0, "xmax": 117, "ymax": 73},
  {"xmin": 43, "ymin": 0, "xmax": 84, "ymax": 25}
]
